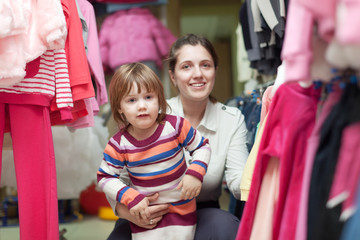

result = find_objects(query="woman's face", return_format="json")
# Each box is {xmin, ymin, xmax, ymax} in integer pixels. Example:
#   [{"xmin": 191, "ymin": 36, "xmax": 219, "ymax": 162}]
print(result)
[{"xmin": 169, "ymin": 44, "xmax": 216, "ymax": 102}]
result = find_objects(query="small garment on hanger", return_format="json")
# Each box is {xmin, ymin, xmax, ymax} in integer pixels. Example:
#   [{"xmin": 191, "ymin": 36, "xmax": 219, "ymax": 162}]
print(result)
[
  {"xmin": 99, "ymin": 7, "xmax": 176, "ymax": 71},
  {"xmin": 78, "ymin": 0, "xmax": 108, "ymax": 110}
]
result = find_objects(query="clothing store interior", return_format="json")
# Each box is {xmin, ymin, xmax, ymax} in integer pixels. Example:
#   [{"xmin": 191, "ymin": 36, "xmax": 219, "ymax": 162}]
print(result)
[{"xmin": 1, "ymin": 0, "xmax": 360, "ymax": 239}]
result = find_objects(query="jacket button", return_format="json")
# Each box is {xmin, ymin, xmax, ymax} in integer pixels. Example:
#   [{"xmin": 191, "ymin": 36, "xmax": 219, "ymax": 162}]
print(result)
[{"xmin": 222, "ymin": 106, "xmax": 226, "ymax": 110}]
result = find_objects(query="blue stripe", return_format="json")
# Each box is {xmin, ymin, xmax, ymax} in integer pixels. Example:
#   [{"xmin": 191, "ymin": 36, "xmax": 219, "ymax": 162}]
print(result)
[
  {"xmin": 128, "ymin": 157, "xmax": 184, "ymax": 177},
  {"xmin": 103, "ymin": 153, "xmax": 124, "ymax": 167},
  {"xmin": 189, "ymin": 137, "xmax": 205, "ymax": 155},
  {"xmin": 118, "ymin": 186, "xmax": 130, "ymax": 202},
  {"xmin": 98, "ymin": 168, "xmax": 119, "ymax": 178},
  {"xmin": 192, "ymin": 161, "xmax": 208, "ymax": 171},
  {"xmin": 127, "ymin": 146, "xmax": 182, "ymax": 167},
  {"xmin": 183, "ymin": 127, "xmax": 195, "ymax": 146},
  {"xmin": 171, "ymin": 198, "xmax": 193, "ymax": 206}
]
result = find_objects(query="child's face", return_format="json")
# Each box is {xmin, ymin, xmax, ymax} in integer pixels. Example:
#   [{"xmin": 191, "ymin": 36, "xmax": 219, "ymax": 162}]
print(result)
[{"xmin": 119, "ymin": 82, "xmax": 159, "ymax": 133}]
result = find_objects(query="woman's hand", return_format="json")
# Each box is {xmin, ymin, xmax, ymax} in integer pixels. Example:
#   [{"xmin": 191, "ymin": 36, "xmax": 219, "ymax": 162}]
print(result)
[
  {"xmin": 129, "ymin": 197, "xmax": 150, "ymax": 223},
  {"xmin": 115, "ymin": 193, "xmax": 169, "ymax": 229}
]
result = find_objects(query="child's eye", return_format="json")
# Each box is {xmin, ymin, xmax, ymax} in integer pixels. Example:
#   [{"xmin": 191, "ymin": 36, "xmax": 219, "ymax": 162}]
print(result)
[
  {"xmin": 128, "ymin": 98, "xmax": 136, "ymax": 103},
  {"xmin": 145, "ymin": 94, "xmax": 154, "ymax": 100}
]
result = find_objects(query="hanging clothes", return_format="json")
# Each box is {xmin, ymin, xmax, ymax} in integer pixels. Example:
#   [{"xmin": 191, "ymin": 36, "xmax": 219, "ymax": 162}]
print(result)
[
  {"xmin": 236, "ymin": 81, "xmax": 321, "ymax": 240},
  {"xmin": 0, "ymin": 48, "xmax": 72, "ymax": 240},
  {"xmin": 295, "ymin": 84, "xmax": 343, "ymax": 240},
  {"xmin": 307, "ymin": 82, "xmax": 360, "ymax": 240}
]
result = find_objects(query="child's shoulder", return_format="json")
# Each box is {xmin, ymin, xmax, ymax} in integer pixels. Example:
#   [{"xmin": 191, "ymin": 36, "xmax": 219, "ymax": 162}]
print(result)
[
  {"xmin": 163, "ymin": 113, "xmax": 185, "ymax": 127},
  {"xmin": 109, "ymin": 129, "xmax": 126, "ymax": 143}
]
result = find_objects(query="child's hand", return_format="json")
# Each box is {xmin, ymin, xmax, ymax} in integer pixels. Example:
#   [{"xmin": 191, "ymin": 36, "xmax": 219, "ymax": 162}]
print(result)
[
  {"xmin": 129, "ymin": 197, "xmax": 151, "ymax": 223},
  {"xmin": 176, "ymin": 175, "xmax": 202, "ymax": 200}
]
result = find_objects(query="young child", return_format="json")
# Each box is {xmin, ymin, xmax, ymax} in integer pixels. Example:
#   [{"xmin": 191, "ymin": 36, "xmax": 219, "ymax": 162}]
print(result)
[{"xmin": 97, "ymin": 62, "xmax": 211, "ymax": 240}]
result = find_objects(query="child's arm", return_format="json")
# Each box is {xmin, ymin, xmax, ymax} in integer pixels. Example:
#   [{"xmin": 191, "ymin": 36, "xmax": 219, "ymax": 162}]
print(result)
[
  {"xmin": 97, "ymin": 139, "xmax": 146, "ymax": 211},
  {"xmin": 178, "ymin": 117, "xmax": 211, "ymax": 182},
  {"xmin": 176, "ymin": 175, "xmax": 202, "ymax": 200}
]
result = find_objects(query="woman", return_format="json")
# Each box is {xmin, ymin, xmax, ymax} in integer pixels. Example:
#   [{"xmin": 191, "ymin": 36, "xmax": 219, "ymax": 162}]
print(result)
[{"xmin": 107, "ymin": 33, "xmax": 249, "ymax": 240}]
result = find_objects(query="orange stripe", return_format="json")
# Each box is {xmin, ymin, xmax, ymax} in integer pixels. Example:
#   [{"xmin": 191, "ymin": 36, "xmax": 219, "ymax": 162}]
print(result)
[
  {"xmin": 121, "ymin": 188, "xmax": 140, "ymax": 206},
  {"xmin": 177, "ymin": 119, "xmax": 192, "ymax": 142},
  {"xmin": 168, "ymin": 199, "xmax": 196, "ymax": 215},
  {"xmin": 188, "ymin": 164, "xmax": 206, "ymax": 176},
  {"xmin": 104, "ymin": 145, "xmax": 125, "ymax": 162},
  {"xmin": 126, "ymin": 139, "xmax": 179, "ymax": 163}
]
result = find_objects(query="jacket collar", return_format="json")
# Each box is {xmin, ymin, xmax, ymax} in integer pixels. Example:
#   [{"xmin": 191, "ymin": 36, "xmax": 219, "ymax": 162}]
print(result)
[{"xmin": 174, "ymin": 96, "xmax": 217, "ymax": 132}]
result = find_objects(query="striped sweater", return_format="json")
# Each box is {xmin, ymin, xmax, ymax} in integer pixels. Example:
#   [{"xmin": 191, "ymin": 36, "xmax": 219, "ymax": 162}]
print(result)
[
  {"xmin": 97, "ymin": 114, "xmax": 211, "ymax": 240},
  {"xmin": 0, "ymin": 49, "xmax": 73, "ymax": 110}
]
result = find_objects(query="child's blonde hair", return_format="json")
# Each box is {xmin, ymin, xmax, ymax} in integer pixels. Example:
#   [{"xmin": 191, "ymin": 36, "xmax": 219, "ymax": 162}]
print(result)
[{"xmin": 109, "ymin": 62, "xmax": 168, "ymax": 127}]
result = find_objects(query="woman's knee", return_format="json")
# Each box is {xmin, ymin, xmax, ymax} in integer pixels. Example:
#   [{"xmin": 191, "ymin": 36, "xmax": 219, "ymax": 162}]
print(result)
[{"xmin": 195, "ymin": 208, "xmax": 239, "ymax": 240}]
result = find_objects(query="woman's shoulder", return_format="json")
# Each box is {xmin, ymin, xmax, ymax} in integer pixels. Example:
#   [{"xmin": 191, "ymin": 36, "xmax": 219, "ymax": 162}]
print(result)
[{"xmin": 212, "ymin": 101, "xmax": 243, "ymax": 119}]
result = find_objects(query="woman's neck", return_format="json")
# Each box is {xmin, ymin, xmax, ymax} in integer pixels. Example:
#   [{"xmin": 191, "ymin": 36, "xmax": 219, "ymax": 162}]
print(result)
[{"xmin": 180, "ymin": 96, "xmax": 208, "ymax": 128}]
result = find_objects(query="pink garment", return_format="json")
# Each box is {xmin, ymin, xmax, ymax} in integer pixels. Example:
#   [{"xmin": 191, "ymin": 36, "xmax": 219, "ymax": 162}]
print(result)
[
  {"xmin": 294, "ymin": 87, "xmax": 342, "ymax": 240},
  {"xmin": 61, "ymin": 0, "xmax": 94, "ymax": 102},
  {"xmin": 250, "ymin": 157, "xmax": 280, "ymax": 240},
  {"xmin": 336, "ymin": 0, "xmax": 360, "ymax": 44},
  {"xmin": 327, "ymin": 122, "xmax": 360, "ymax": 221},
  {"xmin": 99, "ymin": 7, "xmax": 177, "ymax": 71},
  {"xmin": 236, "ymin": 82, "xmax": 321, "ymax": 240},
  {"xmin": 281, "ymin": 0, "xmax": 336, "ymax": 83},
  {"xmin": 300, "ymin": 0, "xmax": 336, "ymax": 20},
  {"xmin": 96, "ymin": 0, "xmax": 156, "ymax": 2},
  {"xmin": 260, "ymin": 86, "xmax": 273, "ymax": 126},
  {"xmin": 78, "ymin": 0, "xmax": 108, "ymax": 108},
  {"xmin": 299, "ymin": 0, "xmax": 336, "ymax": 41},
  {"xmin": 67, "ymin": 97, "xmax": 95, "ymax": 129},
  {"xmin": 50, "ymin": 0, "xmax": 96, "ymax": 127},
  {"xmin": 0, "ymin": 103, "xmax": 59, "ymax": 240},
  {"xmin": 281, "ymin": 0, "xmax": 314, "ymax": 83},
  {"xmin": 0, "ymin": 0, "xmax": 28, "ymax": 38},
  {"xmin": 0, "ymin": 0, "xmax": 67, "ymax": 87},
  {"xmin": 0, "ymin": 49, "xmax": 74, "ymax": 121}
]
